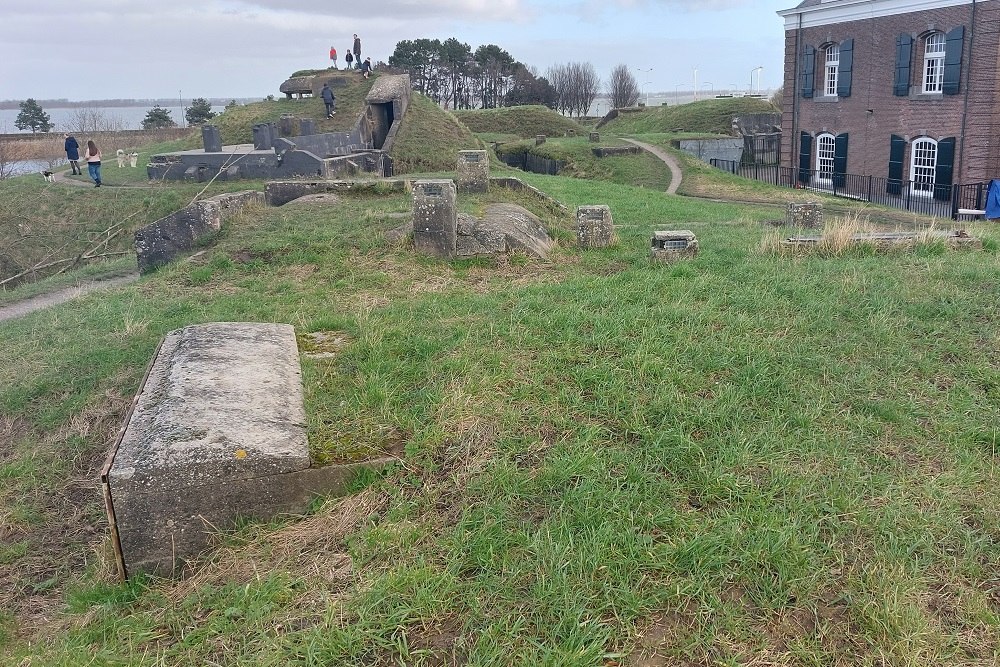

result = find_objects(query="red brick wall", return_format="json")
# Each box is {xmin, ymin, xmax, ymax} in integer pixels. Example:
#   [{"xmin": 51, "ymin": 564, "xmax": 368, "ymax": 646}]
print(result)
[{"xmin": 781, "ymin": 1, "xmax": 1000, "ymax": 184}]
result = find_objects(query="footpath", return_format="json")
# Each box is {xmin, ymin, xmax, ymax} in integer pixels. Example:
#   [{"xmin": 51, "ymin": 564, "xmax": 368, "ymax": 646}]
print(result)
[{"xmin": 0, "ymin": 274, "xmax": 139, "ymax": 323}]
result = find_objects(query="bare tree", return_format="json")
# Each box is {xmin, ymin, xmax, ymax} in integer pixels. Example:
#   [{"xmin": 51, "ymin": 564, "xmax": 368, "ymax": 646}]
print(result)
[
  {"xmin": 68, "ymin": 107, "xmax": 128, "ymax": 133},
  {"xmin": 547, "ymin": 62, "xmax": 600, "ymax": 116},
  {"xmin": 607, "ymin": 64, "xmax": 640, "ymax": 109},
  {"xmin": 0, "ymin": 137, "xmax": 30, "ymax": 181}
]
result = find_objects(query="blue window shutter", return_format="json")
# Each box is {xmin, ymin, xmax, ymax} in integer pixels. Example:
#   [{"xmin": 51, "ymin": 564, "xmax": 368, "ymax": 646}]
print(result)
[
  {"xmin": 837, "ymin": 39, "xmax": 853, "ymax": 98},
  {"xmin": 801, "ymin": 46, "xmax": 815, "ymax": 99},
  {"xmin": 943, "ymin": 27, "xmax": 964, "ymax": 95},
  {"xmin": 934, "ymin": 137, "xmax": 956, "ymax": 201},
  {"xmin": 799, "ymin": 132, "xmax": 813, "ymax": 184},
  {"xmin": 887, "ymin": 135, "xmax": 905, "ymax": 195},
  {"xmin": 833, "ymin": 133, "xmax": 849, "ymax": 188},
  {"xmin": 894, "ymin": 34, "xmax": 913, "ymax": 96}
]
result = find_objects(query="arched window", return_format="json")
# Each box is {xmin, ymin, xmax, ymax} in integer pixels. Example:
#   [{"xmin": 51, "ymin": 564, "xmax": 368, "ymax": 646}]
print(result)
[
  {"xmin": 910, "ymin": 137, "xmax": 937, "ymax": 197},
  {"xmin": 815, "ymin": 133, "xmax": 836, "ymax": 183},
  {"xmin": 923, "ymin": 33, "xmax": 946, "ymax": 93},
  {"xmin": 824, "ymin": 44, "xmax": 840, "ymax": 96}
]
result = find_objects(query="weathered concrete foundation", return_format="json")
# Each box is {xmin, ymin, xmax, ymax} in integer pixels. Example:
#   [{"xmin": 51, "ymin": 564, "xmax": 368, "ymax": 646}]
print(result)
[
  {"xmin": 102, "ymin": 323, "xmax": 391, "ymax": 578},
  {"xmin": 457, "ymin": 150, "xmax": 489, "ymax": 193},
  {"xmin": 412, "ymin": 179, "xmax": 458, "ymax": 258},
  {"xmin": 651, "ymin": 230, "xmax": 699, "ymax": 262},
  {"xmin": 134, "ymin": 191, "xmax": 263, "ymax": 274}
]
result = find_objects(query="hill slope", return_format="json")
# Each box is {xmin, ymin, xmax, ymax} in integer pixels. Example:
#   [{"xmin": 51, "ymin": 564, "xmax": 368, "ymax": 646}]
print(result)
[
  {"xmin": 453, "ymin": 105, "xmax": 584, "ymax": 139},
  {"xmin": 601, "ymin": 97, "xmax": 777, "ymax": 134},
  {"xmin": 391, "ymin": 93, "xmax": 482, "ymax": 174}
]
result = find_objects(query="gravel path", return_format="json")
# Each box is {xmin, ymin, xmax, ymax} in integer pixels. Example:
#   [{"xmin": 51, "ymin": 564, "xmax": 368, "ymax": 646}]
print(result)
[
  {"xmin": 0, "ymin": 273, "xmax": 139, "ymax": 323},
  {"xmin": 622, "ymin": 138, "xmax": 683, "ymax": 195}
]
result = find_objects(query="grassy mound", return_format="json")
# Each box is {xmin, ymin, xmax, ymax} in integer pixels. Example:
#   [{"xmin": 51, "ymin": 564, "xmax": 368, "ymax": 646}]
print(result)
[
  {"xmin": 453, "ymin": 105, "xmax": 584, "ymax": 138},
  {"xmin": 602, "ymin": 97, "xmax": 777, "ymax": 134},
  {"xmin": 391, "ymin": 93, "xmax": 482, "ymax": 174},
  {"xmin": 185, "ymin": 73, "xmax": 377, "ymax": 147}
]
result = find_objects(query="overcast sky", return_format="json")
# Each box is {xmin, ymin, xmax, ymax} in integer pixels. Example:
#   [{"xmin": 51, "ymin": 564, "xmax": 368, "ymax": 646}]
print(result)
[{"xmin": 3, "ymin": 0, "xmax": 792, "ymax": 102}]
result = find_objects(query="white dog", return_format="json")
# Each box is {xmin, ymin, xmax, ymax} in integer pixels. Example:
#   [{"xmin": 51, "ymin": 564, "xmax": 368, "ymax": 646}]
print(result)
[
  {"xmin": 116, "ymin": 149, "xmax": 126, "ymax": 168},
  {"xmin": 129, "ymin": 152, "xmax": 139, "ymax": 168},
  {"xmin": 41, "ymin": 170, "xmax": 55, "ymax": 183}
]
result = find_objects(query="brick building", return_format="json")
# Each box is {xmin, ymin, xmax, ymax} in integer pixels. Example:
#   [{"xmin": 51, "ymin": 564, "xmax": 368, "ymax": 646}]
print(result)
[{"xmin": 778, "ymin": 0, "xmax": 999, "ymax": 201}]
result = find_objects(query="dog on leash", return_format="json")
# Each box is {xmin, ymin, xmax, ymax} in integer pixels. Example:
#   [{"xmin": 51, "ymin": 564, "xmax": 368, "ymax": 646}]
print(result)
[
  {"xmin": 116, "ymin": 149, "xmax": 127, "ymax": 168},
  {"xmin": 41, "ymin": 170, "xmax": 55, "ymax": 183},
  {"xmin": 129, "ymin": 152, "xmax": 139, "ymax": 168}
]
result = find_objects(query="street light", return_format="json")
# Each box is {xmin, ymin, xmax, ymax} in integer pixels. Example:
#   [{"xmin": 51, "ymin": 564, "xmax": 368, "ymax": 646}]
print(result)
[
  {"xmin": 674, "ymin": 84, "xmax": 687, "ymax": 105},
  {"xmin": 643, "ymin": 81, "xmax": 652, "ymax": 106},
  {"xmin": 703, "ymin": 81, "xmax": 714, "ymax": 95},
  {"xmin": 750, "ymin": 66, "xmax": 764, "ymax": 95},
  {"xmin": 636, "ymin": 67, "xmax": 653, "ymax": 106}
]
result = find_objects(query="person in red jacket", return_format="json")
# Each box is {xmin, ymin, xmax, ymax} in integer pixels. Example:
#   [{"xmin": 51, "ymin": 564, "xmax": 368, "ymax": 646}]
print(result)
[{"xmin": 329, "ymin": 46, "xmax": 338, "ymax": 69}]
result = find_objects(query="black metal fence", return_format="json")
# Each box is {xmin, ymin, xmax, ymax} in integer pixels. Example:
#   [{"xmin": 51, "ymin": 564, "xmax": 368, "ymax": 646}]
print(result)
[{"xmin": 709, "ymin": 158, "xmax": 990, "ymax": 219}]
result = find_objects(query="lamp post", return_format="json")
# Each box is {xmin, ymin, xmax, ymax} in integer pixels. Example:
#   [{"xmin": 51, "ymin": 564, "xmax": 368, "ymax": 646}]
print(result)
[
  {"xmin": 750, "ymin": 66, "xmax": 763, "ymax": 95},
  {"xmin": 703, "ymin": 81, "xmax": 714, "ymax": 96},
  {"xmin": 674, "ymin": 84, "xmax": 686, "ymax": 105},
  {"xmin": 636, "ymin": 67, "xmax": 653, "ymax": 106}
]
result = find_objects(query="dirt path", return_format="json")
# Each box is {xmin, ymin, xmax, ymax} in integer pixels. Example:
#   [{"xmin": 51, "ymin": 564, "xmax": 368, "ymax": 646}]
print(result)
[
  {"xmin": 0, "ymin": 273, "xmax": 139, "ymax": 323},
  {"xmin": 623, "ymin": 138, "xmax": 683, "ymax": 195}
]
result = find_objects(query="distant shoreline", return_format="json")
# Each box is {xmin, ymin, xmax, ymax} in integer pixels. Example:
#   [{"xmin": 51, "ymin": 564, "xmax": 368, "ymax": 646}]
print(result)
[{"xmin": 0, "ymin": 98, "xmax": 260, "ymax": 111}]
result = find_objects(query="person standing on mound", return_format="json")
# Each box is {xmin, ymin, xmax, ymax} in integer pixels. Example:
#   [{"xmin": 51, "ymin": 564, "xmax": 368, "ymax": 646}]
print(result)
[
  {"xmin": 345, "ymin": 50, "xmax": 354, "ymax": 70},
  {"xmin": 353, "ymin": 34, "xmax": 362, "ymax": 68},
  {"xmin": 83, "ymin": 140, "xmax": 102, "ymax": 187}
]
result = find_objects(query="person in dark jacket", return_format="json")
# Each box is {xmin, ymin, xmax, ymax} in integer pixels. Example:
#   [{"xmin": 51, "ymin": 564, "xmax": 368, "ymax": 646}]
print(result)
[
  {"xmin": 64, "ymin": 134, "xmax": 81, "ymax": 175},
  {"xmin": 353, "ymin": 34, "xmax": 361, "ymax": 68},
  {"xmin": 345, "ymin": 50, "xmax": 354, "ymax": 69},
  {"xmin": 360, "ymin": 57, "xmax": 373, "ymax": 79},
  {"xmin": 321, "ymin": 82, "xmax": 336, "ymax": 118}
]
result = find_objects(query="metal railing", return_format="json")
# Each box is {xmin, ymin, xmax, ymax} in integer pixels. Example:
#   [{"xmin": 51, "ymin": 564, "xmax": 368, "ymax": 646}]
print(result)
[{"xmin": 709, "ymin": 158, "xmax": 990, "ymax": 219}]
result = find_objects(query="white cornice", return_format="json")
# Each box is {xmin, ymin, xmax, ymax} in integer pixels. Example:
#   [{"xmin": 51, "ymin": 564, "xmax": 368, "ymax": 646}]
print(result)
[{"xmin": 778, "ymin": 0, "xmax": 977, "ymax": 30}]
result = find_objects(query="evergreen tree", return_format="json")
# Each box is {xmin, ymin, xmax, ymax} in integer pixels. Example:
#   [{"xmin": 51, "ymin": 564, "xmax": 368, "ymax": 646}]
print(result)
[
  {"xmin": 15, "ymin": 98, "xmax": 53, "ymax": 133},
  {"xmin": 184, "ymin": 98, "xmax": 215, "ymax": 126},
  {"xmin": 141, "ymin": 106, "xmax": 177, "ymax": 130}
]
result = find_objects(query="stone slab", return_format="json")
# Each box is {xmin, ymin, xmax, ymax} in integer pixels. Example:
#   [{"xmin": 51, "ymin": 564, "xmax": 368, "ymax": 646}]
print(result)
[
  {"xmin": 786, "ymin": 202, "xmax": 824, "ymax": 228},
  {"xmin": 651, "ymin": 229, "xmax": 699, "ymax": 262},
  {"xmin": 412, "ymin": 179, "xmax": 458, "ymax": 258},
  {"xmin": 576, "ymin": 205, "xmax": 615, "ymax": 249},
  {"xmin": 457, "ymin": 150, "xmax": 489, "ymax": 193}
]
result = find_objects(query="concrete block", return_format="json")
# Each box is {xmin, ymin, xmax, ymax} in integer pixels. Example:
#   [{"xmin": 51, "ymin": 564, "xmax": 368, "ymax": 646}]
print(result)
[
  {"xmin": 457, "ymin": 150, "xmax": 489, "ymax": 193},
  {"xmin": 412, "ymin": 179, "xmax": 457, "ymax": 259},
  {"xmin": 589, "ymin": 132, "xmax": 600, "ymax": 142},
  {"xmin": 252, "ymin": 123, "xmax": 273, "ymax": 150},
  {"xmin": 299, "ymin": 119, "xmax": 316, "ymax": 136},
  {"xmin": 202, "ymin": 125, "xmax": 222, "ymax": 153},
  {"xmin": 535, "ymin": 135, "xmax": 546, "ymax": 146},
  {"xmin": 786, "ymin": 202, "xmax": 824, "ymax": 229},
  {"xmin": 651, "ymin": 230, "xmax": 699, "ymax": 263},
  {"xmin": 134, "ymin": 191, "xmax": 263, "ymax": 273},
  {"xmin": 576, "ymin": 205, "xmax": 616, "ymax": 249},
  {"xmin": 102, "ymin": 323, "xmax": 392, "ymax": 578}
]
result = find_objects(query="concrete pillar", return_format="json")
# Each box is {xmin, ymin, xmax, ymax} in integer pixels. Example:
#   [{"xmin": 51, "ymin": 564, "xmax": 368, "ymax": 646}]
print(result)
[
  {"xmin": 201, "ymin": 125, "xmax": 222, "ymax": 153},
  {"xmin": 589, "ymin": 132, "xmax": 600, "ymax": 142},
  {"xmin": 278, "ymin": 114, "xmax": 296, "ymax": 138},
  {"xmin": 576, "ymin": 205, "xmax": 616, "ymax": 249},
  {"xmin": 299, "ymin": 118, "xmax": 316, "ymax": 136},
  {"xmin": 535, "ymin": 135, "xmax": 546, "ymax": 146},
  {"xmin": 456, "ymin": 150, "xmax": 489, "ymax": 193},
  {"xmin": 786, "ymin": 202, "xmax": 824, "ymax": 228},
  {"xmin": 252, "ymin": 124, "xmax": 273, "ymax": 150},
  {"xmin": 412, "ymin": 180, "xmax": 457, "ymax": 259},
  {"xmin": 651, "ymin": 230, "xmax": 699, "ymax": 263}
]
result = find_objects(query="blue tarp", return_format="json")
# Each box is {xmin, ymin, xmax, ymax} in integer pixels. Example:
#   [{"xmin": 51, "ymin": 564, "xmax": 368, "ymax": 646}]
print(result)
[{"xmin": 987, "ymin": 179, "xmax": 1000, "ymax": 220}]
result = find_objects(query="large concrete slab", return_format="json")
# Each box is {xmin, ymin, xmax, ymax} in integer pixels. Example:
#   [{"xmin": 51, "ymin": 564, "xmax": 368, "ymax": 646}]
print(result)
[{"xmin": 102, "ymin": 322, "xmax": 390, "ymax": 578}]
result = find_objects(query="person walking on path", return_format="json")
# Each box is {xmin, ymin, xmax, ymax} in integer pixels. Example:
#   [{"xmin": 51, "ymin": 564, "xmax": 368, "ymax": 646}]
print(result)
[
  {"xmin": 64, "ymin": 134, "xmax": 81, "ymax": 175},
  {"xmin": 345, "ymin": 50, "xmax": 354, "ymax": 70},
  {"xmin": 83, "ymin": 140, "xmax": 102, "ymax": 187},
  {"xmin": 321, "ymin": 82, "xmax": 336, "ymax": 118},
  {"xmin": 352, "ymin": 34, "xmax": 361, "ymax": 68},
  {"xmin": 360, "ymin": 57, "xmax": 373, "ymax": 79},
  {"xmin": 329, "ymin": 46, "xmax": 338, "ymax": 69}
]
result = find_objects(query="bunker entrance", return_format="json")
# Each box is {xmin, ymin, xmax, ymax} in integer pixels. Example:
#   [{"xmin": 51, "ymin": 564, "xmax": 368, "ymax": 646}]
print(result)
[{"xmin": 370, "ymin": 102, "xmax": 395, "ymax": 149}]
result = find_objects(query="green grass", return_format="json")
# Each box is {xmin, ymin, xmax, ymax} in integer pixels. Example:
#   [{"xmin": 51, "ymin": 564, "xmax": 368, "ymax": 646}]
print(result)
[
  {"xmin": 3, "ymin": 167, "xmax": 1000, "ymax": 665},
  {"xmin": 453, "ymin": 105, "xmax": 585, "ymax": 138},
  {"xmin": 602, "ymin": 97, "xmax": 778, "ymax": 134}
]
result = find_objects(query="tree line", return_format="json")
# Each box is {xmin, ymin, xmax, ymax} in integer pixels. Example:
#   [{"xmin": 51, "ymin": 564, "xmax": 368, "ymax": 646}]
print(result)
[{"xmin": 388, "ymin": 38, "xmax": 643, "ymax": 117}]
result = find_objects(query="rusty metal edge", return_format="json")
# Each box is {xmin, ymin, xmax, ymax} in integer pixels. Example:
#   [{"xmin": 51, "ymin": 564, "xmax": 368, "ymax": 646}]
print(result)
[{"xmin": 100, "ymin": 336, "xmax": 165, "ymax": 582}]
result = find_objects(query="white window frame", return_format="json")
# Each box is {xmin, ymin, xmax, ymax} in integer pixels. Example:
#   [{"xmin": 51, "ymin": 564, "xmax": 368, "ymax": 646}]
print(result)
[
  {"xmin": 922, "ymin": 33, "xmax": 946, "ymax": 94},
  {"xmin": 824, "ymin": 44, "xmax": 840, "ymax": 96},
  {"xmin": 815, "ymin": 133, "xmax": 836, "ymax": 184},
  {"xmin": 910, "ymin": 137, "xmax": 937, "ymax": 197}
]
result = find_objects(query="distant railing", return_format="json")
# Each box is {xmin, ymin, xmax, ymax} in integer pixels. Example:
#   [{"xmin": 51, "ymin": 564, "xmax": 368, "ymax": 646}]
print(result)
[{"xmin": 709, "ymin": 158, "xmax": 990, "ymax": 219}]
